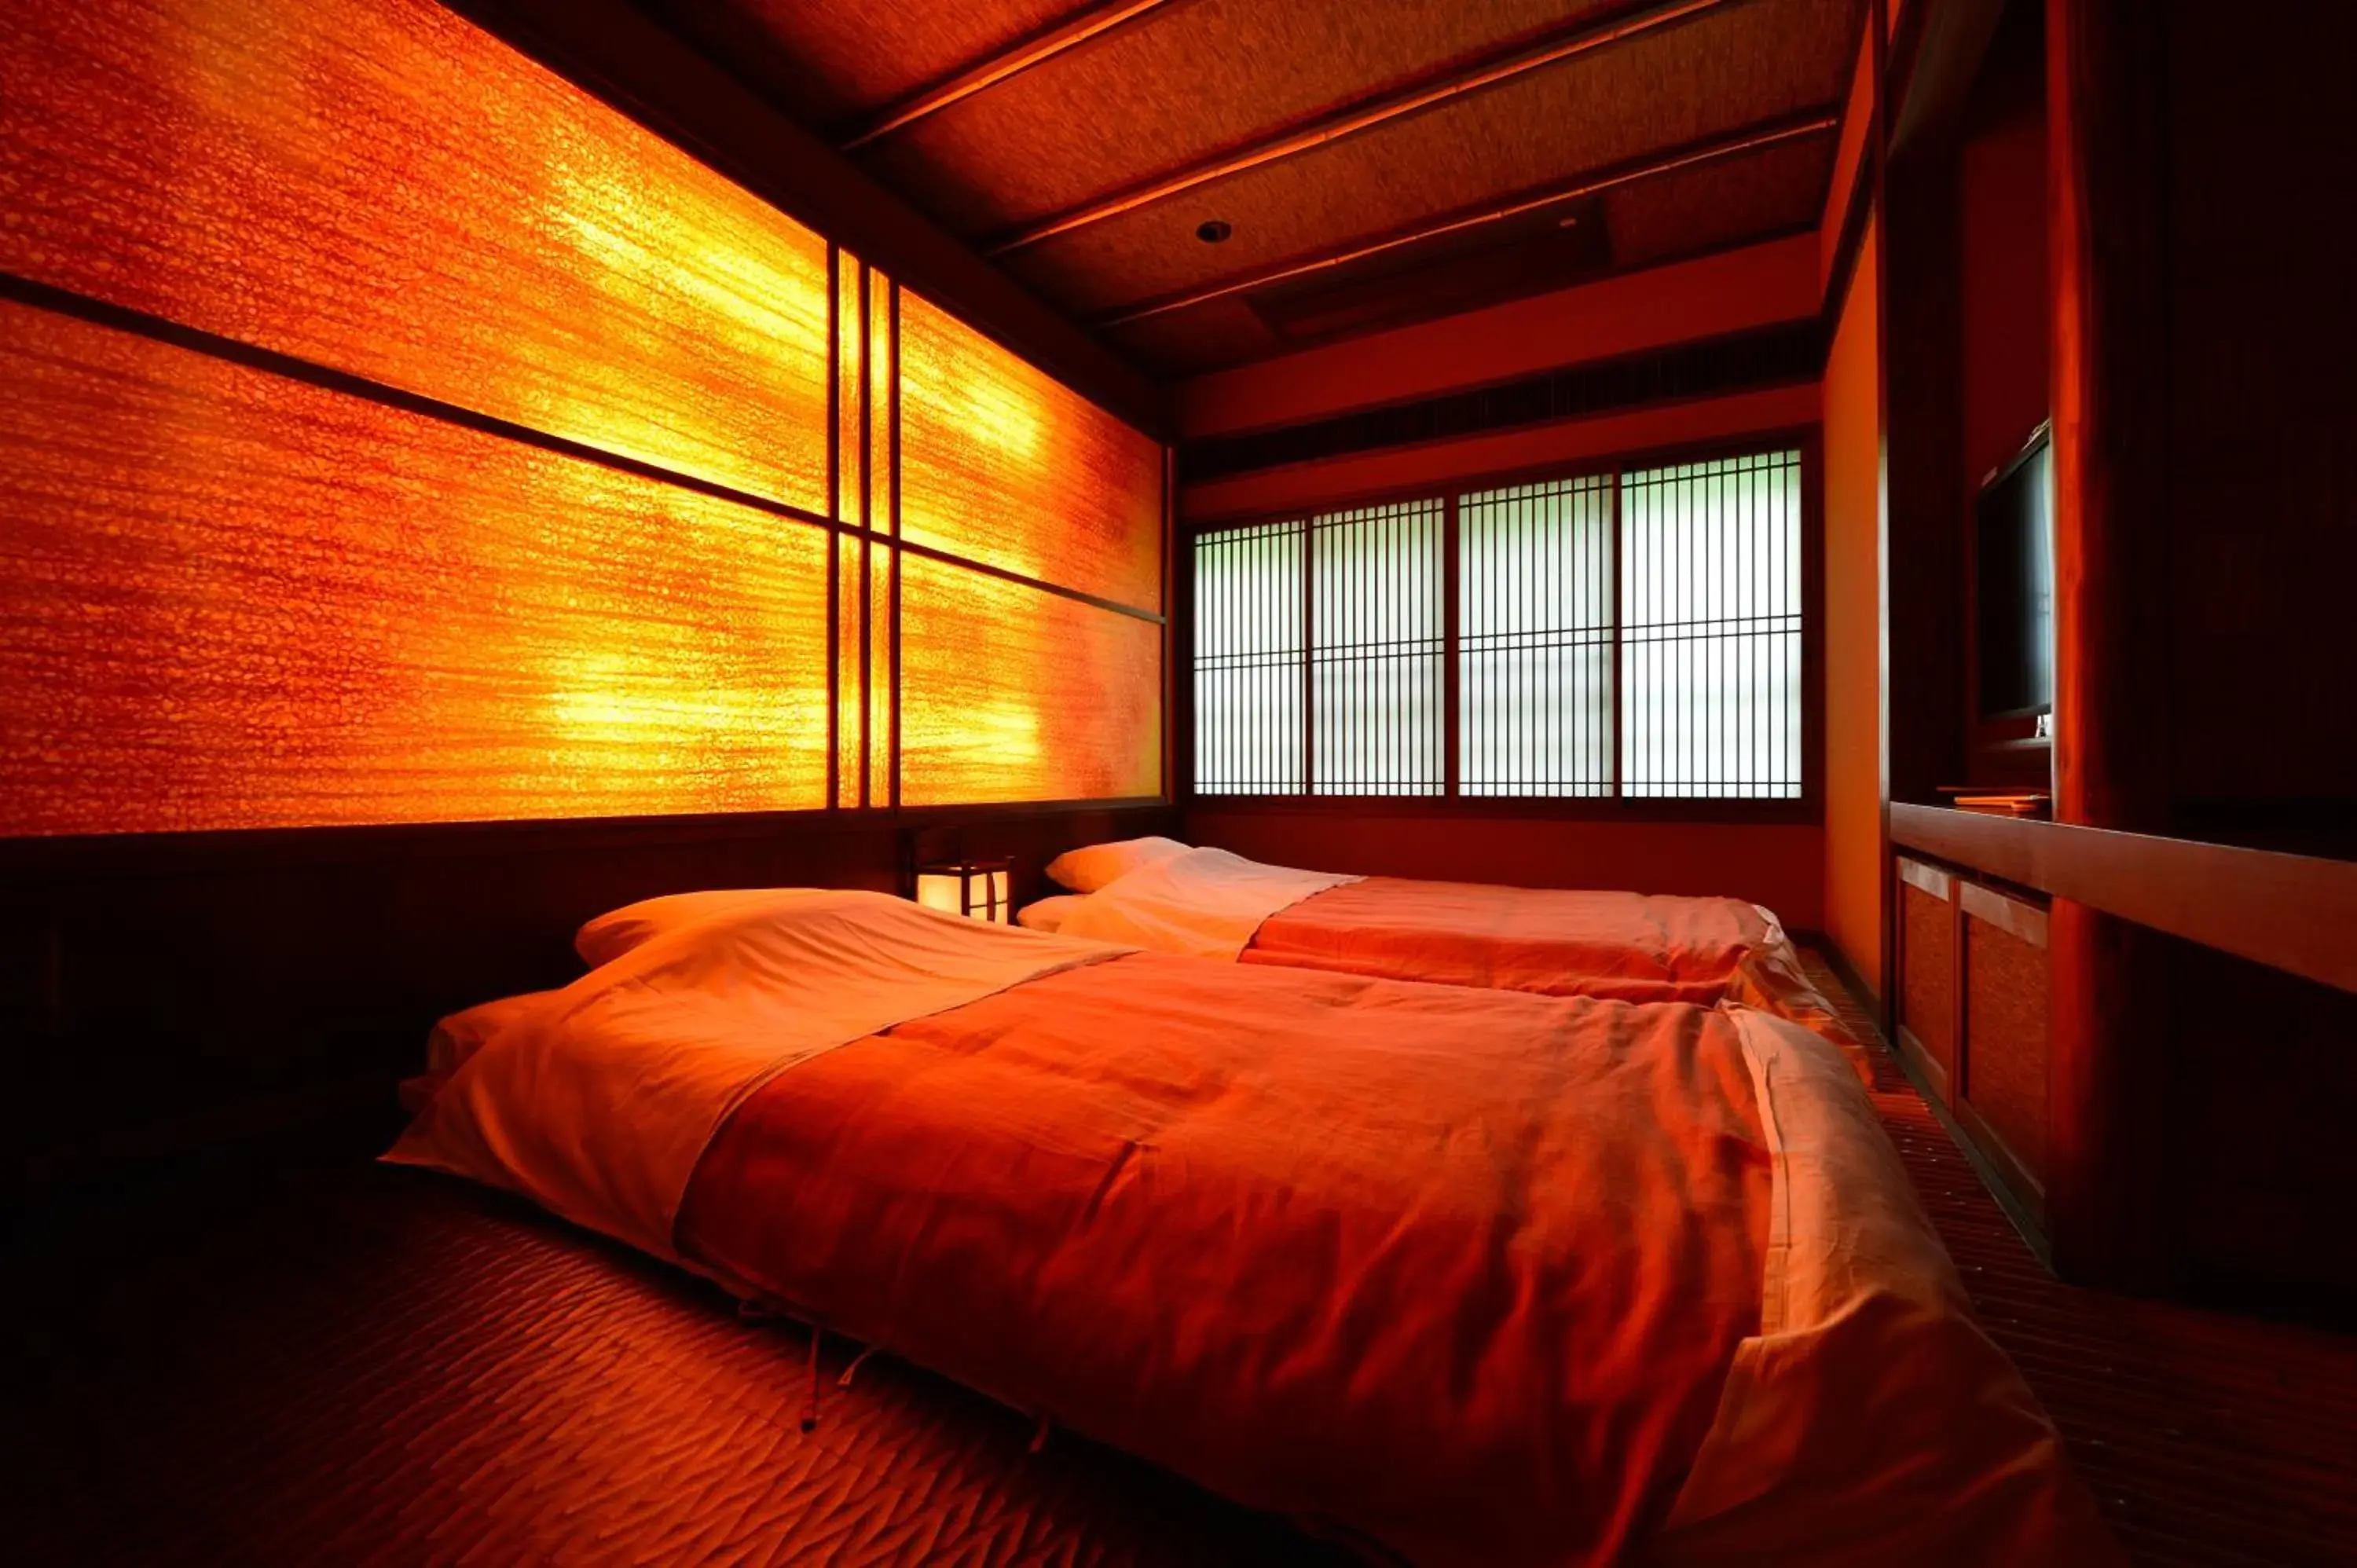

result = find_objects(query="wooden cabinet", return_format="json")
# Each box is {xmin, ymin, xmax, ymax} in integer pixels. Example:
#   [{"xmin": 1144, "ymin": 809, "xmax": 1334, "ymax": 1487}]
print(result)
[
  {"xmin": 1896, "ymin": 859, "xmax": 1958, "ymax": 1099},
  {"xmin": 1959, "ymin": 883, "xmax": 2049, "ymax": 1212},
  {"xmin": 1894, "ymin": 855, "xmax": 2051, "ymax": 1226}
]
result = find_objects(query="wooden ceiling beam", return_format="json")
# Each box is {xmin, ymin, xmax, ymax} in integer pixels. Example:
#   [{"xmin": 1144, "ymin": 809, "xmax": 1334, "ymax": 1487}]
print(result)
[
  {"xmin": 1095, "ymin": 108, "xmax": 1839, "ymax": 328},
  {"xmin": 988, "ymin": 0, "xmax": 1750, "ymax": 258},
  {"xmin": 841, "ymin": 0, "xmax": 1182, "ymax": 152}
]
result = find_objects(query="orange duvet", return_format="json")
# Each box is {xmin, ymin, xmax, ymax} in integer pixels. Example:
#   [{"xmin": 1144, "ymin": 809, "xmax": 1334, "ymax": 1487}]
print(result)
[
  {"xmin": 1251, "ymin": 878, "xmax": 1857, "ymax": 1056},
  {"xmin": 1249, "ymin": 877, "xmax": 1774, "ymax": 998},
  {"xmin": 397, "ymin": 892, "xmax": 2112, "ymax": 1566},
  {"xmin": 1053, "ymin": 851, "xmax": 1854, "ymax": 1055},
  {"xmin": 681, "ymin": 953, "xmax": 1765, "ymax": 1563}
]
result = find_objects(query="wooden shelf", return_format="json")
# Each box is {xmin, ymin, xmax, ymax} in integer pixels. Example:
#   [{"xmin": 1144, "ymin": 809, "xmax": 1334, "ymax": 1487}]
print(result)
[{"xmin": 1890, "ymin": 804, "xmax": 2357, "ymax": 995}]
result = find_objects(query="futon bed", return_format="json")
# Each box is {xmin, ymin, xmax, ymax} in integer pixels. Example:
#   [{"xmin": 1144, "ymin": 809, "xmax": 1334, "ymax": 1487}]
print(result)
[
  {"xmin": 390, "ymin": 888, "xmax": 2110, "ymax": 1566},
  {"xmin": 1028, "ymin": 839, "xmax": 1853, "ymax": 1050}
]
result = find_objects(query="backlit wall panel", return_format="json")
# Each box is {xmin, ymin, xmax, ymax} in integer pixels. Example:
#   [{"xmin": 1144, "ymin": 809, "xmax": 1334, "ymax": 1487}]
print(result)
[
  {"xmin": 900, "ymin": 291, "xmax": 1164, "ymax": 612},
  {"xmin": 0, "ymin": 301, "xmax": 830, "ymax": 836},
  {"xmin": 0, "ymin": 0, "xmax": 1166, "ymax": 837},
  {"xmin": 0, "ymin": 0, "xmax": 831, "ymax": 512},
  {"xmin": 899, "ymin": 561, "xmax": 1161, "ymax": 806}
]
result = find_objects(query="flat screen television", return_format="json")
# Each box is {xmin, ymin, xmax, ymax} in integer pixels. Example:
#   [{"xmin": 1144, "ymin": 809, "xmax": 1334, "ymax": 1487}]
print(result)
[{"xmin": 1974, "ymin": 426, "xmax": 2054, "ymax": 723}]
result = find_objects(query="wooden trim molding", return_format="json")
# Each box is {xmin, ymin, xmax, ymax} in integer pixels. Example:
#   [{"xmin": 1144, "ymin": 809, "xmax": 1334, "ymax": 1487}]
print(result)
[
  {"xmin": 1896, "ymin": 855, "xmax": 1952, "ymax": 897},
  {"xmin": 1180, "ymin": 322, "xmax": 1822, "ymax": 484},
  {"xmin": 1891, "ymin": 804, "xmax": 2357, "ymax": 994},
  {"xmin": 842, "ymin": 0, "xmax": 1176, "ymax": 151},
  {"xmin": 1959, "ymin": 879, "xmax": 2048, "ymax": 947}
]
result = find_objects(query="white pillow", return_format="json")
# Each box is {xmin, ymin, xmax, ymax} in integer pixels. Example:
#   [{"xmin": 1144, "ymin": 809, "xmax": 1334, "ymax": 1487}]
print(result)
[
  {"xmin": 1017, "ymin": 895, "xmax": 1087, "ymax": 933},
  {"xmin": 426, "ymin": 989, "xmax": 559, "ymax": 1075},
  {"xmin": 1043, "ymin": 836, "xmax": 1189, "ymax": 893},
  {"xmin": 575, "ymin": 888, "xmax": 802, "ymax": 968}
]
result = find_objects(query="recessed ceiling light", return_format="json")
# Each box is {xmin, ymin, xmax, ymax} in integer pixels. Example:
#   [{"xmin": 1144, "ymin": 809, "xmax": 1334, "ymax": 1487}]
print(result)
[{"xmin": 1195, "ymin": 219, "xmax": 1232, "ymax": 244}]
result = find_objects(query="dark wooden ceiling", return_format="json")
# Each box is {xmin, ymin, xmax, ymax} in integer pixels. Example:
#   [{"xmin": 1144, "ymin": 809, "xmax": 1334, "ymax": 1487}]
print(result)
[{"xmin": 636, "ymin": 0, "xmax": 1866, "ymax": 378}]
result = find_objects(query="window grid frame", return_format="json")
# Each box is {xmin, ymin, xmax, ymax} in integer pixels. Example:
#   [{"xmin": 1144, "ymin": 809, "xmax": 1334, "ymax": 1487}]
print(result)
[{"xmin": 1183, "ymin": 433, "xmax": 1820, "ymax": 816}]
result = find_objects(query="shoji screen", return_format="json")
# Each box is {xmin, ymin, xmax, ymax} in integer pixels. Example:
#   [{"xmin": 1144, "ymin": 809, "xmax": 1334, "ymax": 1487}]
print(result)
[
  {"xmin": 1619, "ymin": 452, "xmax": 1802, "ymax": 799},
  {"xmin": 1193, "ymin": 521, "xmax": 1306, "ymax": 796},
  {"xmin": 1459, "ymin": 476, "xmax": 1615, "ymax": 797},
  {"xmin": 0, "ymin": 0, "xmax": 1164, "ymax": 835},
  {"xmin": 1190, "ymin": 500, "xmax": 1445, "ymax": 798},
  {"xmin": 1190, "ymin": 447, "xmax": 1802, "ymax": 802},
  {"xmin": 1310, "ymin": 501, "xmax": 1444, "ymax": 797}
]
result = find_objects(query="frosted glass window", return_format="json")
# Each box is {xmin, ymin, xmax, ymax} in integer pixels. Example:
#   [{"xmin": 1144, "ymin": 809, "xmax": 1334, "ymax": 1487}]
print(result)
[
  {"xmin": 1311, "ymin": 502, "xmax": 1445, "ymax": 797},
  {"xmin": 1189, "ymin": 449, "xmax": 1804, "ymax": 802},
  {"xmin": 1620, "ymin": 452, "xmax": 1802, "ymax": 799},
  {"xmin": 0, "ymin": 302, "xmax": 830, "ymax": 836},
  {"xmin": 1193, "ymin": 521, "xmax": 1305, "ymax": 796},
  {"xmin": 1461, "ymin": 476, "xmax": 1615, "ymax": 797}
]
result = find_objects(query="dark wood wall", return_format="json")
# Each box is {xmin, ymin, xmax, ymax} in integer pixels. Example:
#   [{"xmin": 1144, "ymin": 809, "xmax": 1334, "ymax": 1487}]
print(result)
[
  {"xmin": 1868, "ymin": 0, "xmax": 2357, "ymax": 1312},
  {"xmin": 4, "ymin": 801, "xmax": 1174, "ymax": 1197},
  {"xmin": 2045, "ymin": 0, "xmax": 2357, "ymax": 1293}
]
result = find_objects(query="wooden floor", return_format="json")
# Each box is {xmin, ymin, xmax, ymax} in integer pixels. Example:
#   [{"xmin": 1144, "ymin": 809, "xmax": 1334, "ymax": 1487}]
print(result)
[
  {"xmin": 9, "ymin": 954, "xmax": 2354, "ymax": 1566},
  {"xmin": 1800, "ymin": 951, "xmax": 2357, "ymax": 1568}
]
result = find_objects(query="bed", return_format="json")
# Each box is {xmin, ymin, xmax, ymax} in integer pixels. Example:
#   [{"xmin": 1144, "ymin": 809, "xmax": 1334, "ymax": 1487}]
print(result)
[
  {"xmin": 390, "ymin": 888, "xmax": 2110, "ymax": 1567},
  {"xmin": 1029, "ymin": 840, "xmax": 1853, "ymax": 1050},
  {"xmin": 391, "ymin": 886, "xmax": 2121, "ymax": 1555}
]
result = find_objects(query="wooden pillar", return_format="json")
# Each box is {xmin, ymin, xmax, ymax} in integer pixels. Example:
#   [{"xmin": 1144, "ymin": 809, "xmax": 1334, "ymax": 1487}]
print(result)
[{"xmin": 2044, "ymin": 0, "xmax": 2176, "ymax": 1289}]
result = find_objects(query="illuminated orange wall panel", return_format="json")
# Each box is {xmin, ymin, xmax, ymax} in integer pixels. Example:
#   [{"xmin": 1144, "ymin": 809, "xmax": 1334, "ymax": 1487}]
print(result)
[
  {"xmin": 900, "ymin": 561, "xmax": 1162, "ymax": 806},
  {"xmin": 0, "ymin": 0, "xmax": 831, "ymax": 512},
  {"xmin": 900, "ymin": 292, "xmax": 1164, "ymax": 614},
  {"xmin": 0, "ymin": 0, "xmax": 1166, "ymax": 837},
  {"xmin": 0, "ymin": 301, "xmax": 830, "ymax": 836}
]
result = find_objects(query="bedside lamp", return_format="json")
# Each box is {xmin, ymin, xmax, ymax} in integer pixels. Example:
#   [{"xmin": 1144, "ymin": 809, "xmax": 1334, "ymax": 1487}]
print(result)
[{"xmin": 915, "ymin": 857, "xmax": 1014, "ymax": 924}]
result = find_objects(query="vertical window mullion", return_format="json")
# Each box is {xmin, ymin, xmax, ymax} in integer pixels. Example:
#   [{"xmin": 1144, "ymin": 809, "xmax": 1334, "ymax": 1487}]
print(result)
[
  {"xmin": 1302, "ymin": 518, "xmax": 1314, "ymax": 797},
  {"xmin": 1609, "ymin": 471, "xmax": 1622, "ymax": 801},
  {"xmin": 1444, "ymin": 493, "xmax": 1460, "ymax": 797}
]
